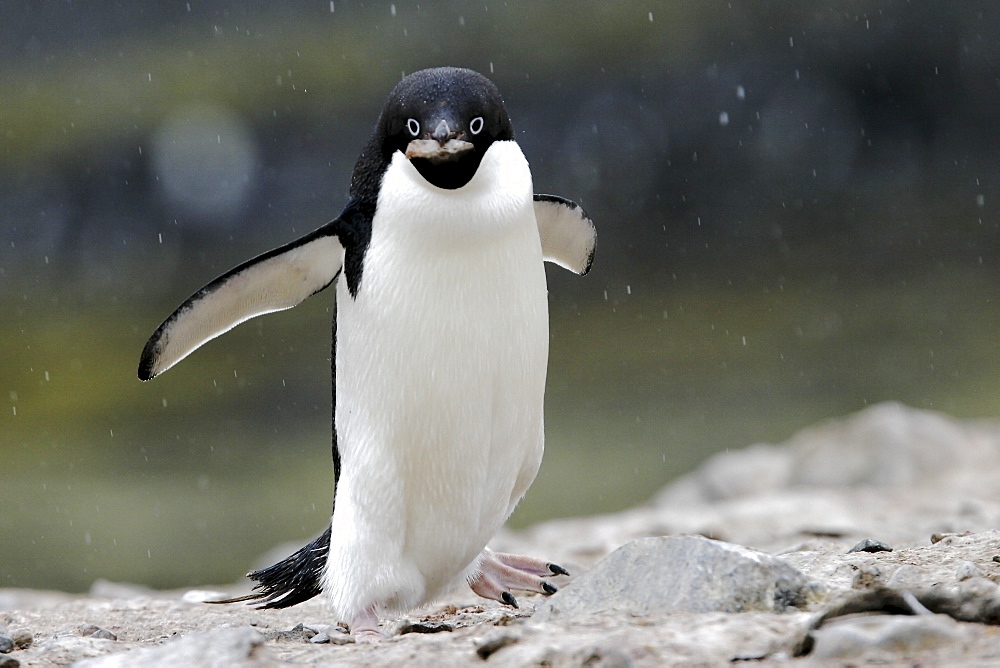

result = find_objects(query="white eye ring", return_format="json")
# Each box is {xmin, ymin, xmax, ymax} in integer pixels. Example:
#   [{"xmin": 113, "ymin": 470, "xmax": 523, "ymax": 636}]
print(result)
[
  {"xmin": 469, "ymin": 116, "xmax": 484, "ymax": 135},
  {"xmin": 406, "ymin": 118, "xmax": 420, "ymax": 137}
]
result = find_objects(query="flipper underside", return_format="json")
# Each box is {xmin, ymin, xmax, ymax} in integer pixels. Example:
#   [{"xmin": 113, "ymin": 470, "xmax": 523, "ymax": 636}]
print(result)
[
  {"xmin": 138, "ymin": 226, "xmax": 343, "ymax": 380},
  {"xmin": 533, "ymin": 194, "xmax": 597, "ymax": 276}
]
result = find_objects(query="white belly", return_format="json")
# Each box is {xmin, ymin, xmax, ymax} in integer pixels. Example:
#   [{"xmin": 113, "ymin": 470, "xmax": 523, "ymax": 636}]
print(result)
[{"xmin": 323, "ymin": 142, "xmax": 548, "ymax": 620}]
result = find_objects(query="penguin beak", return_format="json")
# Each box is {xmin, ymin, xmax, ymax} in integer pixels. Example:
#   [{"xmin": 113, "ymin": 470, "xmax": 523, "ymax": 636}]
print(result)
[{"xmin": 405, "ymin": 119, "xmax": 474, "ymax": 164}]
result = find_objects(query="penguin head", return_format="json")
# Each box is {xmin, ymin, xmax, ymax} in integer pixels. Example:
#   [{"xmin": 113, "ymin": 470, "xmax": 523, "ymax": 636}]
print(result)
[{"xmin": 377, "ymin": 67, "xmax": 514, "ymax": 190}]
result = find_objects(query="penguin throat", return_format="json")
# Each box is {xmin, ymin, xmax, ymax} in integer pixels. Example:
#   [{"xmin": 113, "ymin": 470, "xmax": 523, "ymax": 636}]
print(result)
[{"xmin": 410, "ymin": 153, "xmax": 483, "ymax": 190}]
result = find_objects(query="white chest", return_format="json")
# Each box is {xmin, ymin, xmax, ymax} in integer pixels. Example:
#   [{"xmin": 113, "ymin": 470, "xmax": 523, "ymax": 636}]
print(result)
[{"xmin": 328, "ymin": 142, "xmax": 549, "ymax": 603}]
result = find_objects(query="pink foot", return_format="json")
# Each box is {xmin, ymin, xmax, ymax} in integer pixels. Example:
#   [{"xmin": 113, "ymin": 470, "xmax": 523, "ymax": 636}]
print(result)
[
  {"xmin": 468, "ymin": 548, "xmax": 569, "ymax": 608},
  {"xmin": 350, "ymin": 606, "xmax": 382, "ymax": 643}
]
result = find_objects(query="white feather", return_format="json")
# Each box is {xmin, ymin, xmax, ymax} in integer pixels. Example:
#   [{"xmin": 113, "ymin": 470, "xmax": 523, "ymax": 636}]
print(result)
[
  {"xmin": 140, "ymin": 234, "xmax": 343, "ymax": 379},
  {"xmin": 535, "ymin": 197, "xmax": 597, "ymax": 275},
  {"xmin": 323, "ymin": 141, "xmax": 548, "ymax": 622}
]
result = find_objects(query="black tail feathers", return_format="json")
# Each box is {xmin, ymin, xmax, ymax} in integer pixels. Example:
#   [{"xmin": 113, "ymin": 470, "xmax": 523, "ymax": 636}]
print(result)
[{"xmin": 209, "ymin": 525, "xmax": 331, "ymax": 609}]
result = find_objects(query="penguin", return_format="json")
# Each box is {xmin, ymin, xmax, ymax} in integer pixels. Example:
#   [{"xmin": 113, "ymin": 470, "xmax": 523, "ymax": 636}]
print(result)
[{"xmin": 138, "ymin": 66, "xmax": 596, "ymax": 641}]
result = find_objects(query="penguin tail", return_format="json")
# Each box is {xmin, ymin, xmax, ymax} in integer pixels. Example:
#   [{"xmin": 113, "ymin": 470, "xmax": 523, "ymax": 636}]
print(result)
[{"xmin": 209, "ymin": 525, "xmax": 331, "ymax": 609}]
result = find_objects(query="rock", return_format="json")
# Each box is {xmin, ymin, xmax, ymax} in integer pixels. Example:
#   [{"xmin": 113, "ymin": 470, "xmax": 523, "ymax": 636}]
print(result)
[
  {"xmin": 536, "ymin": 535, "xmax": 818, "ymax": 622},
  {"xmin": 917, "ymin": 577, "xmax": 1000, "ymax": 624},
  {"xmin": 956, "ymin": 561, "xmax": 982, "ymax": 581},
  {"xmin": 686, "ymin": 443, "xmax": 793, "ymax": 502},
  {"xmin": 787, "ymin": 402, "xmax": 982, "ymax": 487},
  {"xmin": 656, "ymin": 402, "xmax": 993, "ymax": 510},
  {"xmin": 848, "ymin": 538, "xmax": 893, "ymax": 553},
  {"xmin": 6, "ymin": 404, "xmax": 1000, "ymax": 665},
  {"xmin": 476, "ymin": 633, "xmax": 518, "ymax": 660},
  {"xmin": 0, "ymin": 656, "xmax": 18, "ymax": 668},
  {"xmin": 809, "ymin": 614, "xmax": 964, "ymax": 660},
  {"xmin": 261, "ymin": 622, "xmax": 316, "ymax": 642},
  {"xmin": 8, "ymin": 629, "xmax": 31, "ymax": 650},
  {"xmin": 32, "ymin": 636, "xmax": 117, "ymax": 665},
  {"xmin": 303, "ymin": 622, "xmax": 351, "ymax": 644},
  {"xmin": 397, "ymin": 620, "xmax": 454, "ymax": 634},
  {"xmin": 74, "ymin": 627, "xmax": 271, "ymax": 667},
  {"xmin": 0, "ymin": 589, "xmax": 76, "ymax": 610},
  {"xmin": 80, "ymin": 624, "xmax": 117, "ymax": 641},
  {"xmin": 0, "ymin": 637, "xmax": 11, "ymax": 654},
  {"xmin": 88, "ymin": 580, "xmax": 159, "ymax": 599},
  {"xmin": 560, "ymin": 645, "xmax": 634, "ymax": 667},
  {"xmin": 887, "ymin": 565, "xmax": 924, "ymax": 589}
]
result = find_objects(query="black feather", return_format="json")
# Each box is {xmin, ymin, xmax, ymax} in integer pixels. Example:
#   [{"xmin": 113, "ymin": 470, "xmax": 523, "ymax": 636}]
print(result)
[{"xmin": 210, "ymin": 526, "xmax": 331, "ymax": 609}]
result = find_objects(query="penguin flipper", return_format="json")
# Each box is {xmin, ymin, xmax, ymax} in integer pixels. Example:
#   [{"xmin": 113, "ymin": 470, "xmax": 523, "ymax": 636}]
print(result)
[
  {"xmin": 138, "ymin": 225, "xmax": 343, "ymax": 381},
  {"xmin": 533, "ymin": 194, "xmax": 597, "ymax": 276}
]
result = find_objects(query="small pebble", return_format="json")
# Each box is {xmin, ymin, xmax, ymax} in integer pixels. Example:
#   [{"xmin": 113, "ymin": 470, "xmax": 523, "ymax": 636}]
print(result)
[
  {"xmin": 79, "ymin": 624, "xmax": 117, "ymax": 641},
  {"xmin": 847, "ymin": 538, "xmax": 893, "ymax": 554},
  {"xmin": 0, "ymin": 656, "xmax": 19, "ymax": 667},
  {"xmin": 9, "ymin": 629, "xmax": 31, "ymax": 650},
  {"xmin": 851, "ymin": 564, "xmax": 884, "ymax": 589},
  {"xmin": 263, "ymin": 623, "xmax": 315, "ymax": 643},
  {"xmin": 930, "ymin": 531, "xmax": 970, "ymax": 544},
  {"xmin": 0, "ymin": 637, "xmax": 12, "ymax": 654},
  {"xmin": 956, "ymin": 561, "xmax": 982, "ymax": 581}
]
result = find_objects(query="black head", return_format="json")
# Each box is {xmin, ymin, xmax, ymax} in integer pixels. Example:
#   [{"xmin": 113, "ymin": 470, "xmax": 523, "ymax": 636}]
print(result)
[{"xmin": 372, "ymin": 67, "xmax": 514, "ymax": 190}]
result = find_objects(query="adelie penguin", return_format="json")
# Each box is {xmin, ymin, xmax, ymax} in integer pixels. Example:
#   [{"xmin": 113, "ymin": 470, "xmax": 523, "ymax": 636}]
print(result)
[{"xmin": 138, "ymin": 66, "xmax": 596, "ymax": 641}]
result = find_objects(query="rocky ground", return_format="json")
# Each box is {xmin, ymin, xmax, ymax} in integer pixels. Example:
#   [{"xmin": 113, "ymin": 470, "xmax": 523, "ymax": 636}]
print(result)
[{"xmin": 3, "ymin": 402, "xmax": 1000, "ymax": 666}]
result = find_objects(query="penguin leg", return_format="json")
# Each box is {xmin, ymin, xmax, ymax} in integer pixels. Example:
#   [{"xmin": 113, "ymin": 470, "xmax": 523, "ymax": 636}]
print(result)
[
  {"xmin": 468, "ymin": 548, "xmax": 569, "ymax": 607},
  {"xmin": 350, "ymin": 605, "xmax": 382, "ymax": 643}
]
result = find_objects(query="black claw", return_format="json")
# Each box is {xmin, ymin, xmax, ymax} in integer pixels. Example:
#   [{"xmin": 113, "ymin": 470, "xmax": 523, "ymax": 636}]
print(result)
[
  {"xmin": 548, "ymin": 563, "xmax": 570, "ymax": 577},
  {"xmin": 500, "ymin": 591, "xmax": 518, "ymax": 608},
  {"xmin": 541, "ymin": 581, "xmax": 558, "ymax": 595}
]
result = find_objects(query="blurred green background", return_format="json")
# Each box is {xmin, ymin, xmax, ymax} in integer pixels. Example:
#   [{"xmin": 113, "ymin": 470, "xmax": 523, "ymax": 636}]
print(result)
[{"xmin": 3, "ymin": 1, "xmax": 1000, "ymax": 592}]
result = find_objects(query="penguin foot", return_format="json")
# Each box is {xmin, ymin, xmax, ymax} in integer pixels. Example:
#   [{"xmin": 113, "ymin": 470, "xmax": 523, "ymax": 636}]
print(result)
[
  {"xmin": 468, "ymin": 548, "xmax": 569, "ymax": 607},
  {"xmin": 350, "ymin": 606, "xmax": 383, "ymax": 643}
]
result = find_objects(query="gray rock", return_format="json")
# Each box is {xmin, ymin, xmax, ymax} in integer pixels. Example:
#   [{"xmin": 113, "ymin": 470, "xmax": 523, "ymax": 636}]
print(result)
[
  {"xmin": 476, "ymin": 634, "xmax": 518, "ymax": 660},
  {"xmin": 688, "ymin": 443, "xmax": 793, "ymax": 502},
  {"xmin": 261, "ymin": 622, "xmax": 315, "ymax": 642},
  {"xmin": 851, "ymin": 563, "xmax": 885, "ymax": 588},
  {"xmin": 7, "ymin": 404, "xmax": 1000, "ymax": 665},
  {"xmin": 848, "ymin": 538, "xmax": 893, "ymax": 553},
  {"xmin": 8, "ymin": 629, "xmax": 31, "ymax": 650},
  {"xmin": 788, "ymin": 402, "xmax": 979, "ymax": 487},
  {"xmin": 75, "ymin": 627, "xmax": 271, "ymax": 667},
  {"xmin": 956, "ymin": 560, "xmax": 982, "ymax": 581},
  {"xmin": 568, "ymin": 646, "xmax": 634, "ymax": 667},
  {"xmin": 810, "ymin": 613, "xmax": 964, "ymax": 660},
  {"xmin": 887, "ymin": 565, "xmax": 924, "ymax": 589},
  {"xmin": 397, "ymin": 620, "xmax": 453, "ymax": 634},
  {"xmin": 536, "ymin": 535, "xmax": 817, "ymax": 622},
  {"xmin": 0, "ymin": 637, "xmax": 12, "ymax": 654},
  {"xmin": 79, "ymin": 624, "xmax": 117, "ymax": 641},
  {"xmin": 33, "ymin": 636, "xmax": 116, "ymax": 665}
]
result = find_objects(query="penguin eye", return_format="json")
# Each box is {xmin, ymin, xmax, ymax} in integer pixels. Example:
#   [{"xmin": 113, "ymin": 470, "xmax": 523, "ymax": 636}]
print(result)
[
  {"xmin": 469, "ymin": 116, "xmax": 484, "ymax": 135},
  {"xmin": 406, "ymin": 118, "xmax": 421, "ymax": 137}
]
